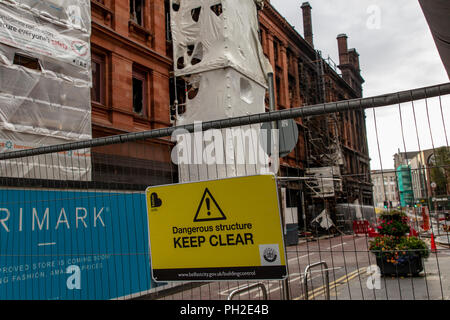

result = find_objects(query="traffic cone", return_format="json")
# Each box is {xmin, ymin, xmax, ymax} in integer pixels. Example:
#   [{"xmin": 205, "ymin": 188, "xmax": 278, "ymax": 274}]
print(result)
[{"xmin": 431, "ymin": 233, "xmax": 437, "ymax": 253}]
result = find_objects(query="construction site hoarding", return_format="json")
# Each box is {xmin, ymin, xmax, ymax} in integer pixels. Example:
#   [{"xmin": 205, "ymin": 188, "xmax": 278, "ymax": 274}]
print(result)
[
  {"xmin": 0, "ymin": 0, "xmax": 92, "ymax": 180},
  {"xmin": 0, "ymin": 189, "xmax": 156, "ymax": 300}
]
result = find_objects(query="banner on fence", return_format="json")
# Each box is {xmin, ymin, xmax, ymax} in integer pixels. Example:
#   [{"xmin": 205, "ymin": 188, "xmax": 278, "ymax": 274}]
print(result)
[{"xmin": 0, "ymin": 189, "xmax": 154, "ymax": 300}]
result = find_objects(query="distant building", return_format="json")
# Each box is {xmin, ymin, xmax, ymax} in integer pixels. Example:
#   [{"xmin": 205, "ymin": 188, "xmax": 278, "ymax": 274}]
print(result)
[
  {"xmin": 393, "ymin": 147, "xmax": 450, "ymax": 210},
  {"xmin": 371, "ymin": 170, "xmax": 399, "ymax": 209},
  {"xmin": 409, "ymin": 151, "xmax": 432, "ymax": 201},
  {"xmin": 396, "ymin": 165, "xmax": 414, "ymax": 207},
  {"xmin": 393, "ymin": 150, "xmax": 419, "ymax": 170}
]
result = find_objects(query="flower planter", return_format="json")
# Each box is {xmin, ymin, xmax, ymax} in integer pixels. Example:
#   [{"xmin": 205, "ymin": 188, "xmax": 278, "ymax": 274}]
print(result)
[
  {"xmin": 370, "ymin": 211, "xmax": 430, "ymax": 277},
  {"xmin": 376, "ymin": 254, "xmax": 424, "ymax": 277}
]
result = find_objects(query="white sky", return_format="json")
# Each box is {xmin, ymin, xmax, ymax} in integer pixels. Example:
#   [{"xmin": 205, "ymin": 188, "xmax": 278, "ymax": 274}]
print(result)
[{"xmin": 270, "ymin": 0, "xmax": 449, "ymax": 170}]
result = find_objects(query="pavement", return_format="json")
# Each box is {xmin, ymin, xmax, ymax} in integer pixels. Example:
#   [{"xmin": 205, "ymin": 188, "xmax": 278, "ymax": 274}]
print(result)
[
  {"xmin": 290, "ymin": 235, "xmax": 450, "ymax": 300},
  {"xmin": 316, "ymin": 250, "xmax": 450, "ymax": 300}
]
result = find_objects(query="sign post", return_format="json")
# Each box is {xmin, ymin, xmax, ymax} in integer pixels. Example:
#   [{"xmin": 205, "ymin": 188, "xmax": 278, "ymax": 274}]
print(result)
[{"xmin": 145, "ymin": 174, "xmax": 287, "ymax": 282}]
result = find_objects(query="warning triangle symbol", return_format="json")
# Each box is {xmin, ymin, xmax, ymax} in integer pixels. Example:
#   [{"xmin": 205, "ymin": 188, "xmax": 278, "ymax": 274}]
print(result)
[{"xmin": 194, "ymin": 188, "xmax": 227, "ymax": 222}]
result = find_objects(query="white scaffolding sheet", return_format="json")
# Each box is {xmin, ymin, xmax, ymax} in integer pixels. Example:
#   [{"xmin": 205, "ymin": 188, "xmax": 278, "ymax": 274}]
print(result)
[{"xmin": 0, "ymin": 0, "xmax": 92, "ymax": 181}]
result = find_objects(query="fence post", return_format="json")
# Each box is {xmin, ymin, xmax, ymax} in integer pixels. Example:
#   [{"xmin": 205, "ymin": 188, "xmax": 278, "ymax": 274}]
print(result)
[
  {"xmin": 304, "ymin": 261, "xmax": 330, "ymax": 300},
  {"xmin": 269, "ymin": 72, "xmax": 291, "ymax": 301}
]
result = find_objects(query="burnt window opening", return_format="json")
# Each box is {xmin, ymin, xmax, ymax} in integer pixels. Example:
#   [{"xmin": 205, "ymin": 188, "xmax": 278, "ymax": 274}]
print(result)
[
  {"xmin": 186, "ymin": 82, "xmax": 199, "ymax": 100},
  {"xmin": 187, "ymin": 44, "xmax": 195, "ymax": 56},
  {"xmin": 13, "ymin": 54, "xmax": 41, "ymax": 71},
  {"xmin": 191, "ymin": 7, "xmax": 201, "ymax": 22},
  {"xmin": 191, "ymin": 42, "xmax": 203, "ymax": 65},
  {"xmin": 169, "ymin": 77, "xmax": 187, "ymax": 121},
  {"xmin": 130, "ymin": 0, "xmax": 144, "ymax": 26},
  {"xmin": 165, "ymin": 0, "xmax": 172, "ymax": 42},
  {"xmin": 210, "ymin": 3, "xmax": 223, "ymax": 16},
  {"xmin": 172, "ymin": 0, "xmax": 180, "ymax": 11},
  {"xmin": 177, "ymin": 56, "xmax": 185, "ymax": 69},
  {"xmin": 178, "ymin": 104, "xmax": 186, "ymax": 115}
]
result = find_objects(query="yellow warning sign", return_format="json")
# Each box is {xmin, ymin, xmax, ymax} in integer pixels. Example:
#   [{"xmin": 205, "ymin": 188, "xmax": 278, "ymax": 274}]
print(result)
[{"xmin": 145, "ymin": 175, "xmax": 287, "ymax": 282}]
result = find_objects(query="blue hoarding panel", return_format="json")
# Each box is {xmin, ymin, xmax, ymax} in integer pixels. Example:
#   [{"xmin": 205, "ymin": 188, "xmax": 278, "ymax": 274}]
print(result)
[{"xmin": 0, "ymin": 189, "xmax": 154, "ymax": 300}]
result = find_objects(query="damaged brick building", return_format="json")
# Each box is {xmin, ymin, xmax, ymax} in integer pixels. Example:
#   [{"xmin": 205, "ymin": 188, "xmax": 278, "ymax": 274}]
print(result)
[
  {"xmin": 257, "ymin": 1, "xmax": 372, "ymax": 229},
  {"xmin": 89, "ymin": 0, "xmax": 372, "ymax": 228}
]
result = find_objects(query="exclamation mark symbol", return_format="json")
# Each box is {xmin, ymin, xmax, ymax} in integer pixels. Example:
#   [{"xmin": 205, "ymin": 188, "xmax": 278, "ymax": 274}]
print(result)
[{"xmin": 206, "ymin": 197, "xmax": 211, "ymax": 216}]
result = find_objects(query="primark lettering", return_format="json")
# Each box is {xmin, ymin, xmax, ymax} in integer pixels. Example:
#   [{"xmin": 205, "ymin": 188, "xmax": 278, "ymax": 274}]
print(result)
[{"xmin": 0, "ymin": 206, "xmax": 106, "ymax": 232}]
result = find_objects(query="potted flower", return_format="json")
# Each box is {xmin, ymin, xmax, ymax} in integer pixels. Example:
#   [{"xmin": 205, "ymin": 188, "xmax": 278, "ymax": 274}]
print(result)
[
  {"xmin": 369, "ymin": 210, "xmax": 430, "ymax": 276},
  {"xmin": 376, "ymin": 211, "xmax": 410, "ymax": 237}
]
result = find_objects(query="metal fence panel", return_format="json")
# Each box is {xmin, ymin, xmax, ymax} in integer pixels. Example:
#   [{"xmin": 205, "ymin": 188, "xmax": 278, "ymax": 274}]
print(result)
[{"xmin": 0, "ymin": 82, "xmax": 449, "ymax": 300}]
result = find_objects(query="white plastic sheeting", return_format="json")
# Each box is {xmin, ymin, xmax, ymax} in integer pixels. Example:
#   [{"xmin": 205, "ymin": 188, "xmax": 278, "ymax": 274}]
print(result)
[
  {"xmin": 174, "ymin": 69, "xmax": 273, "ymax": 181},
  {"xmin": 305, "ymin": 166, "xmax": 342, "ymax": 198},
  {"xmin": 179, "ymin": 67, "xmax": 266, "ymax": 123},
  {"xmin": 0, "ymin": 2, "xmax": 91, "ymax": 81},
  {"xmin": 170, "ymin": 0, "xmax": 273, "ymax": 182},
  {"xmin": 0, "ymin": 0, "xmax": 92, "ymax": 180},
  {"xmin": 6, "ymin": 0, "xmax": 91, "ymax": 32},
  {"xmin": 171, "ymin": 0, "xmax": 269, "ymax": 86}
]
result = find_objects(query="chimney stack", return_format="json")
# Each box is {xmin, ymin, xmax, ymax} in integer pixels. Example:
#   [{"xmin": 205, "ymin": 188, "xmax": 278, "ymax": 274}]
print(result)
[
  {"xmin": 336, "ymin": 33, "xmax": 365, "ymax": 97},
  {"xmin": 337, "ymin": 33, "xmax": 349, "ymax": 65},
  {"xmin": 301, "ymin": 2, "xmax": 313, "ymax": 48},
  {"xmin": 348, "ymin": 48, "xmax": 360, "ymax": 71}
]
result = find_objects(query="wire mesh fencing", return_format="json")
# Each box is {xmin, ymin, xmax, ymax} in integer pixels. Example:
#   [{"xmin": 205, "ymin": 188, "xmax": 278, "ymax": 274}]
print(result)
[{"xmin": 0, "ymin": 82, "xmax": 449, "ymax": 300}]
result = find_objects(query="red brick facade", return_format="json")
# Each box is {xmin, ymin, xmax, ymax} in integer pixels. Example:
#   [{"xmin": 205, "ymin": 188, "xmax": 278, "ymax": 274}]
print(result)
[
  {"xmin": 89, "ymin": 0, "xmax": 173, "ymax": 177},
  {"xmin": 91, "ymin": 0, "xmax": 171, "ymax": 135}
]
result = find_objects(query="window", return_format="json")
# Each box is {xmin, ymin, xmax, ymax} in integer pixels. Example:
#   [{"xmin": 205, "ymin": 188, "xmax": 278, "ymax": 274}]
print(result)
[
  {"xmin": 275, "ymin": 73, "xmax": 281, "ymax": 106},
  {"xmin": 130, "ymin": 0, "xmax": 144, "ymax": 26},
  {"xmin": 191, "ymin": 7, "xmax": 201, "ymax": 22},
  {"xmin": 132, "ymin": 68, "xmax": 147, "ymax": 116},
  {"xmin": 273, "ymin": 40, "xmax": 279, "ymax": 62},
  {"xmin": 210, "ymin": 3, "xmax": 223, "ymax": 16},
  {"xmin": 165, "ymin": 0, "xmax": 172, "ymax": 41},
  {"xmin": 13, "ymin": 54, "xmax": 41, "ymax": 71},
  {"xmin": 91, "ymin": 53, "xmax": 105, "ymax": 105}
]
